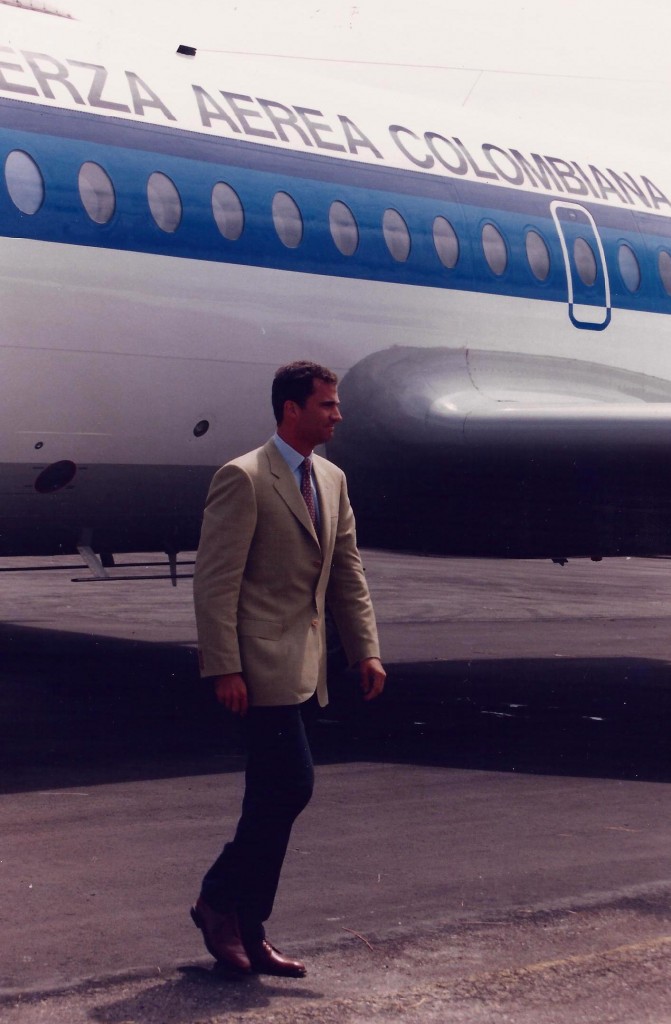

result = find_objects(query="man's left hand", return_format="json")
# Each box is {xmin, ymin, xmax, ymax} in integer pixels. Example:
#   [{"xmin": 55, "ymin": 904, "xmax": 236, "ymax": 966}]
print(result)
[{"xmin": 358, "ymin": 657, "xmax": 386, "ymax": 701}]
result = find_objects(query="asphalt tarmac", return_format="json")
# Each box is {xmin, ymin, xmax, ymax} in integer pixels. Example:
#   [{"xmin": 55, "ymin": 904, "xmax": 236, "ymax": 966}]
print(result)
[{"xmin": 3, "ymin": 551, "xmax": 671, "ymax": 1023}]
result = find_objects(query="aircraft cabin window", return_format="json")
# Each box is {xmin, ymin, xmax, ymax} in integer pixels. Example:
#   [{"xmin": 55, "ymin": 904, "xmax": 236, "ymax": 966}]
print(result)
[
  {"xmin": 383, "ymin": 208, "xmax": 411, "ymax": 262},
  {"xmin": 147, "ymin": 171, "xmax": 182, "ymax": 233},
  {"xmin": 272, "ymin": 191, "xmax": 303, "ymax": 248},
  {"xmin": 573, "ymin": 236, "xmax": 597, "ymax": 287},
  {"xmin": 617, "ymin": 243, "xmax": 641, "ymax": 293},
  {"xmin": 433, "ymin": 216, "xmax": 459, "ymax": 269},
  {"xmin": 212, "ymin": 182, "xmax": 244, "ymax": 241},
  {"xmin": 525, "ymin": 229, "xmax": 550, "ymax": 281},
  {"xmin": 5, "ymin": 150, "xmax": 44, "ymax": 215},
  {"xmin": 481, "ymin": 223, "xmax": 507, "ymax": 276},
  {"xmin": 659, "ymin": 250, "xmax": 671, "ymax": 296},
  {"xmin": 329, "ymin": 200, "xmax": 359, "ymax": 256},
  {"xmin": 78, "ymin": 162, "xmax": 115, "ymax": 224}
]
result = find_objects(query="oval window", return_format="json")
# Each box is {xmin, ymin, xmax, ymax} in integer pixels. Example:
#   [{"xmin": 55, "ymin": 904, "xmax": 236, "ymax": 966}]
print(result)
[
  {"xmin": 433, "ymin": 216, "xmax": 459, "ymax": 269},
  {"xmin": 482, "ymin": 223, "xmax": 507, "ymax": 275},
  {"xmin": 329, "ymin": 200, "xmax": 358, "ymax": 256},
  {"xmin": 212, "ymin": 181, "xmax": 244, "ymax": 241},
  {"xmin": 659, "ymin": 250, "xmax": 671, "ymax": 296},
  {"xmin": 383, "ymin": 208, "xmax": 410, "ymax": 262},
  {"xmin": 5, "ymin": 150, "xmax": 44, "ymax": 214},
  {"xmin": 147, "ymin": 171, "xmax": 182, "ymax": 233},
  {"xmin": 573, "ymin": 237, "xmax": 597, "ymax": 286},
  {"xmin": 272, "ymin": 191, "xmax": 303, "ymax": 248},
  {"xmin": 525, "ymin": 229, "xmax": 550, "ymax": 281},
  {"xmin": 618, "ymin": 242, "xmax": 640, "ymax": 293},
  {"xmin": 78, "ymin": 161, "xmax": 115, "ymax": 224}
]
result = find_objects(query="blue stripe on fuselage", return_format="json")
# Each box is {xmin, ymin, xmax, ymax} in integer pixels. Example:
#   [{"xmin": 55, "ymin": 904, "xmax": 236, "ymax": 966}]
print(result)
[{"xmin": 1, "ymin": 96, "xmax": 670, "ymax": 315}]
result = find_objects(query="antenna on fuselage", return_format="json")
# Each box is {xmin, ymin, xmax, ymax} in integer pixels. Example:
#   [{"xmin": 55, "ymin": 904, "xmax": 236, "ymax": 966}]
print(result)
[{"xmin": 176, "ymin": 44, "xmax": 197, "ymax": 57}]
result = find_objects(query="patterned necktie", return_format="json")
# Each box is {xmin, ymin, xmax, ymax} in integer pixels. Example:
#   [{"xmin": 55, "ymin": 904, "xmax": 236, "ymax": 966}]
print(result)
[{"xmin": 300, "ymin": 457, "xmax": 317, "ymax": 528}]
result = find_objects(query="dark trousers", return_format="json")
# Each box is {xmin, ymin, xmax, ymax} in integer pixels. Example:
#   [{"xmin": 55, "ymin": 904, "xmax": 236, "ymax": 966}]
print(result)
[{"xmin": 200, "ymin": 704, "xmax": 314, "ymax": 941}]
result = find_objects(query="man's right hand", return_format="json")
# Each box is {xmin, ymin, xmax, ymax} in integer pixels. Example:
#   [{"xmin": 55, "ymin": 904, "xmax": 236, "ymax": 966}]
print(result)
[{"xmin": 213, "ymin": 673, "xmax": 249, "ymax": 716}]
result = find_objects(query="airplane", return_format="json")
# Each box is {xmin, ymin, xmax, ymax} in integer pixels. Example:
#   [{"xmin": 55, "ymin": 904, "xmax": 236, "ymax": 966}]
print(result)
[{"xmin": 3, "ymin": 0, "xmax": 671, "ymax": 576}]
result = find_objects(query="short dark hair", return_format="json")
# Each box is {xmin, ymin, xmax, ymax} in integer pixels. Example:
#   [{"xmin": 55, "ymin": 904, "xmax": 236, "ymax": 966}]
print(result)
[{"xmin": 272, "ymin": 361, "xmax": 338, "ymax": 424}]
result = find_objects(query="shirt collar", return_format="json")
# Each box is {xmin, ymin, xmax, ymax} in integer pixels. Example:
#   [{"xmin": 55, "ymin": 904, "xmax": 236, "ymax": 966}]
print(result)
[{"xmin": 272, "ymin": 432, "xmax": 311, "ymax": 472}]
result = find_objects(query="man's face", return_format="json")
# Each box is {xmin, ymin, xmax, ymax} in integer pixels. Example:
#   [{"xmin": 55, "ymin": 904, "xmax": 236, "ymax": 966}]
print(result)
[{"xmin": 292, "ymin": 379, "xmax": 342, "ymax": 449}]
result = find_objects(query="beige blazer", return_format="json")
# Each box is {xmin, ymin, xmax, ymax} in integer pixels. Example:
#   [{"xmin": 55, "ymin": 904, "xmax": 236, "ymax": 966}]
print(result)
[{"xmin": 193, "ymin": 439, "xmax": 380, "ymax": 707}]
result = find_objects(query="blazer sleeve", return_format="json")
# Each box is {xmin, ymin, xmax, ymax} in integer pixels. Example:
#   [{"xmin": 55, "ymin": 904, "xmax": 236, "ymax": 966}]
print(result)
[
  {"xmin": 325, "ymin": 472, "xmax": 381, "ymax": 666},
  {"xmin": 193, "ymin": 463, "xmax": 257, "ymax": 678}
]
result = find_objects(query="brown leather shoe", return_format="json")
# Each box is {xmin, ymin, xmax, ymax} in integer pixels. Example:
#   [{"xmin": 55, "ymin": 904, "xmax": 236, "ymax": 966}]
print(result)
[
  {"xmin": 245, "ymin": 937, "xmax": 307, "ymax": 977},
  {"xmin": 190, "ymin": 897, "xmax": 252, "ymax": 974}
]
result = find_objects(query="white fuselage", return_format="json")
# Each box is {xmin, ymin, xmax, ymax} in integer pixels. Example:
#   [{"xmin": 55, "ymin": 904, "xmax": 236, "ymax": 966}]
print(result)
[{"xmin": 2, "ymin": 7, "xmax": 671, "ymax": 557}]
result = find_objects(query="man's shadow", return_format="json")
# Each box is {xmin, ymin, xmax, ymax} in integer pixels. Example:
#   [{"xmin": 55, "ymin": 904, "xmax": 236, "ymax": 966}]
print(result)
[{"xmin": 90, "ymin": 967, "xmax": 322, "ymax": 1024}]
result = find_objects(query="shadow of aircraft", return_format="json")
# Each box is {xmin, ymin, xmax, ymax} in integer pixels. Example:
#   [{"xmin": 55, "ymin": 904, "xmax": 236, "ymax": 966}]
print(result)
[{"xmin": 2, "ymin": 622, "xmax": 671, "ymax": 792}]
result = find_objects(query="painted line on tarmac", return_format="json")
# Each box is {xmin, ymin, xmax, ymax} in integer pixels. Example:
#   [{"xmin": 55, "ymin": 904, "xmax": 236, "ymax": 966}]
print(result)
[
  {"xmin": 488, "ymin": 933, "xmax": 671, "ymax": 976},
  {"xmin": 442, "ymin": 933, "xmax": 671, "ymax": 1000}
]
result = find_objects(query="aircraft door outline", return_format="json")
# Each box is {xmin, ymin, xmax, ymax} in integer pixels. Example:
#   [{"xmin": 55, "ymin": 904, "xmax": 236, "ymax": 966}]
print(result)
[{"xmin": 550, "ymin": 201, "xmax": 611, "ymax": 331}]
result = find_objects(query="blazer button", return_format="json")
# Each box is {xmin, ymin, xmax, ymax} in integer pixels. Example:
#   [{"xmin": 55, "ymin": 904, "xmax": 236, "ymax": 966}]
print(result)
[
  {"xmin": 311, "ymin": 618, "xmax": 319, "ymax": 628},
  {"xmin": 312, "ymin": 560, "xmax": 322, "ymax": 568}
]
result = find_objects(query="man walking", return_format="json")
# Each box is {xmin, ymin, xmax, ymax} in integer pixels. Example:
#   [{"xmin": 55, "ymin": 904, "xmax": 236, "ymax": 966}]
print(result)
[{"xmin": 191, "ymin": 360, "xmax": 386, "ymax": 977}]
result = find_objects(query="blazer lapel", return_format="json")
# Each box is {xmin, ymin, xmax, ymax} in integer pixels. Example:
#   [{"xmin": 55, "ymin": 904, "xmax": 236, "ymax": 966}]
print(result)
[
  {"xmin": 265, "ymin": 440, "xmax": 320, "ymax": 544},
  {"xmin": 312, "ymin": 456, "xmax": 338, "ymax": 553}
]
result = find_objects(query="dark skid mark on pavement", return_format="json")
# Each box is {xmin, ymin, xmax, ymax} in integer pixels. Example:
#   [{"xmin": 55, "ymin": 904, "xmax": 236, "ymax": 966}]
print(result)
[{"xmin": 2, "ymin": 623, "xmax": 671, "ymax": 793}]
